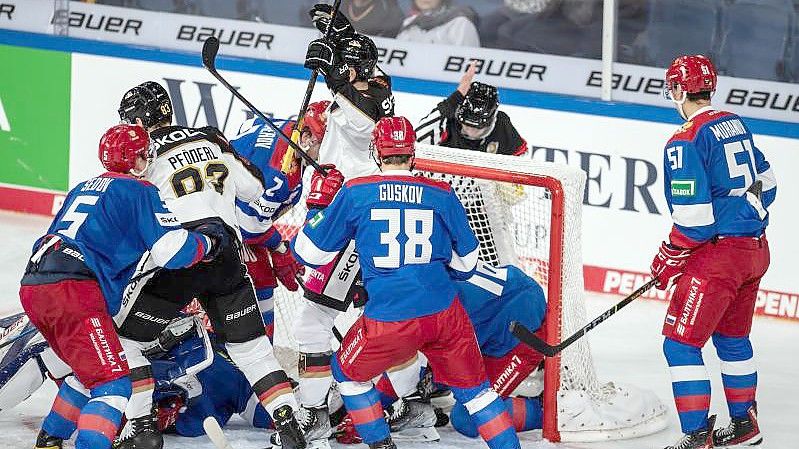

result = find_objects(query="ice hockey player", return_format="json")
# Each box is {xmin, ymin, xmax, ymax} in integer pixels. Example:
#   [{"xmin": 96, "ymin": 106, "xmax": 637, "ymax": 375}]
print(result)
[
  {"xmin": 337, "ymin": 262, "xmax": 547, "ymax": 443},
  {"xmin": 292, "ymin": 116, "xmax": 521, "ymax": 449},
  {"xmin": 114, "ymin": 82, "xmax": 305, "ymax": 449},
  {"xmin": 288, "ymin": 8, "xmax": 404, "ymax": 447},
  {"xmin": 415, "ymin": 60, "xmax": 527, "ymax": 156},
  {"xmin": 229, "ymin": 109, "xmax": 321, "ymax": 336},
  {"xmin": 18, "ymin": 124, "xmax": 221, "ymax": 449},
  {"xmin": 651, "ymin": 55, "xmax": 775, "ymax": 449},
  {"xmin": 304, "ymin": 4, "xmax": 395, "ymax": 178}
]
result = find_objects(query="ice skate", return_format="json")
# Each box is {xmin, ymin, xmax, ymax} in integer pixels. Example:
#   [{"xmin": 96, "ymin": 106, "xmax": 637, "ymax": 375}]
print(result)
[
  {"xmin": 387, "ymin": 397, "xmax": 440, "ymax": 442},
  {"xmin": 713, "ymin": 404, "xmax": 762, "ymax": 447},
  {"xmin": 664, "ymin": 415, "xmax": 716, "ymax": 449}
]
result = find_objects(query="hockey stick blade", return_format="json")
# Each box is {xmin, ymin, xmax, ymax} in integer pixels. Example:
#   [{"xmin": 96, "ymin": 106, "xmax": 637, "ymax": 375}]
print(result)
[
  {"xmin": 511, "ymin": 278, "xmax": 658, "ymax": 357},
  {"xmin": 201, "ymin": 36, "xmax": 220, "ymax": 71},
  {"xmin": 199, "ymin": 37, "xmax": 326, "ymax": 175},
  {"xmin": 510, "ymin": 322, "xmax": 557, "ymax": 357},
  {"xmin": 203, "ymin": 416, "xmax": 235, "ymax": 449}
]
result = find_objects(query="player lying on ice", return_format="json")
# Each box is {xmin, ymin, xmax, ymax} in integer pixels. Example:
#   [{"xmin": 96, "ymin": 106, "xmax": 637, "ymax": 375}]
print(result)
[
  {"xmin": 16, "ymin": 125, "xmax": 223, "ymax": 449},
  {"xmin": 650, "ymin": 55, "xmax": 775, "ymax": 449},
  {"xmin": 291, "ymin": 115, "xmax": 522, "ymax": 449}
]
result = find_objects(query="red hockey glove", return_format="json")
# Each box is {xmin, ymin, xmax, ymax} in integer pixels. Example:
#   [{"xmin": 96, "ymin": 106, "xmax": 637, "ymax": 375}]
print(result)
[
  {"xmin": 650, "ymin": 241, "xmax": 692, "ymax": 291},
  {"xmin": 307, "ymin": 164, "xmax": 344, "ymax": 209},
  {"xmin": 271, "ymin": 241, "xmax": 305, "ymax": 292}
]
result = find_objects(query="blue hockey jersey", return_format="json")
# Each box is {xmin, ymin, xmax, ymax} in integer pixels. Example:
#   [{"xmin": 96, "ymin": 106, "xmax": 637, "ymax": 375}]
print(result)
[
  {"xmin": 230, "ymin": 118, "xmax": 303, "ymax": 247},
  {"xmin": 457, "ymin": 263, "xmax": 546, "ymax": 358},
  {"xmin": 292, "ymin": 170, "xmax": 480, "ymax": 321},
  {"xmin": 663, "ymin": 107, "xmax": 776, "ymax": 246},
  {"xmin": 34, "ymin": 173, "xmax": 208, "ymax": 315}
]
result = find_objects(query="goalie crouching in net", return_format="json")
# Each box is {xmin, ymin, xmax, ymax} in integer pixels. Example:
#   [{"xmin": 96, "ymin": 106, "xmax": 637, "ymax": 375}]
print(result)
[{"xmin": 291, "ymin": 116, "xmax": 520, "ymax": 449}]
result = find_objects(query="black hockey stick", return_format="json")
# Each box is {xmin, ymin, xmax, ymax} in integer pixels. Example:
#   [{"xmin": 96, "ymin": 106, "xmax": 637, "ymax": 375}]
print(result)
[
  {"xmin": 201, "ymin": 36, "xmax": 327, "ymax": 174},
  {"xmin": 282, "ymin": 0, "xmax": 343, "ymax": 173},
  {"xmin": 511, "ymin": 278, "xmax": 658, "ymax": 357}
]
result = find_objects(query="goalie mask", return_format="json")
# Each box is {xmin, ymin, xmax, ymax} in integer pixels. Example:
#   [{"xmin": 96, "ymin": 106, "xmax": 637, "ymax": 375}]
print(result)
[
  {"xmin": 339, "ymin": 34, "xmax": 378, "ymax": 81},
  {"xmin": 119, "ymin": 81, "xmax": 173, "ymax": 129}
]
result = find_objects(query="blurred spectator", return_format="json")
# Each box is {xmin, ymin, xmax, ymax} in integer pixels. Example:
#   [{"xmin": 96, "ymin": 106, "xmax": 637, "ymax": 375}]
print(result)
[
  {"xmin": 396, "ymin": 0, "xmax": 480, "ymax": 47},
  {"xmin": 416, "ymin": 61, "xmax": 527, "ymax": 156},
  {"xmin": 479, "ymin": 0, "xmax": 603, "ymax": 58},
  {"xmin": 300, "ymin": 0, "xmax": 406, "ymax": 37}
]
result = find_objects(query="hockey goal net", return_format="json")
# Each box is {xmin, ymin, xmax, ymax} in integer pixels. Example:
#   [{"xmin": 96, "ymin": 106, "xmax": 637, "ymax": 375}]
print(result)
[{"xmin": 271, "ymin": 144, "xmax": 666, "ymax": 442}]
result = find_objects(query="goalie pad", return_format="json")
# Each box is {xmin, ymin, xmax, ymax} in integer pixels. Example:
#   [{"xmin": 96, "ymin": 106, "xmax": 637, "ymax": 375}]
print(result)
[{"xmin": 0, "ymin": 313, "xmax": 49, "ymax": 411}]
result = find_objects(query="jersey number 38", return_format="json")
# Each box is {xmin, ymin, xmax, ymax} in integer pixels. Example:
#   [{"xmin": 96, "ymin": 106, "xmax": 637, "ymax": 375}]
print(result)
[{"xmin": 370, "ymin": 208, "xmax": 433, "ymax": 269}]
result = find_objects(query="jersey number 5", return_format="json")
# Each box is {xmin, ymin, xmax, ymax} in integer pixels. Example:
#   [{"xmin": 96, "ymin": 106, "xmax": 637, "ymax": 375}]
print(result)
[
  {"xmin": 171, "ymin": 163, "xmax": 229, "ymax": 197},
  {"xmin": 370, "ymin": 209, "xmax": 433, "ymax": 268},
  {"xmin": 60, "ymin": 195, "xmax": 99, "ymax": 238}
]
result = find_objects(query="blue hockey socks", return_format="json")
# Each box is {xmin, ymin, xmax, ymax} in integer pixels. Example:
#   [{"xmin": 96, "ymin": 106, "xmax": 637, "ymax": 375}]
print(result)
[{"xmin": 664, "ymin": 337, "xmax": 711, "ymax": 433}]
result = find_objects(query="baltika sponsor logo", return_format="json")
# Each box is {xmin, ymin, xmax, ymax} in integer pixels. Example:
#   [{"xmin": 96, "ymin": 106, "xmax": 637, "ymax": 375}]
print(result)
[
  {"xmin": 51, "ymin": 10, "xmax": 142, "ymax": 35},
  {"xmin": 87, "ymin": 316, "xmax": 125, "ymax": 373},
  {"xmin": 0, "ymin": 3, "xmax": 13, "ymax": 21},
  {"xmin": 677, "ymin": 277, "xmax": 705, "ymax": 337},
  {"xmin": 340, "ymin": 327, "xmax": 364, "ymax": 365},
  {"xmin": 176, "ymin": 25, "xmax": 273, "ymax": 50},
  {"xmin": 493, "ymin": 354, "xmax": 522, "ymax": 395}
]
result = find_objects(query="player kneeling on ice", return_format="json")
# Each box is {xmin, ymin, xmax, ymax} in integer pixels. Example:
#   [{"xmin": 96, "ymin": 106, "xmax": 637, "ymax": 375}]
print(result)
[
  {"xmin": 291, "ymin": 116, "xmax": 521, "ymax": 449},
  {"xmin": 18, "ymin": 125, "xmax": 222, "ymax": 449},
  {"xmin": 652, "ymin": 55, "xmax": 775, "ymax": 449}
]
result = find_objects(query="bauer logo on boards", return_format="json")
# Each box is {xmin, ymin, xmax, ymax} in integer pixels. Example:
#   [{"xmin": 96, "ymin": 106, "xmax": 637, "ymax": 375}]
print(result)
[{"xmin": 0, "ymin": 3, "xmax": 14, "ymax": 21}]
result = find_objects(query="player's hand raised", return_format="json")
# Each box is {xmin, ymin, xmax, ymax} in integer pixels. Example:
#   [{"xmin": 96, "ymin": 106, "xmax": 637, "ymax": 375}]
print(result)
[
  {"xmin": 307, "ymin": 164, "xmax": 344, "ymax": 209},
  {"xmin": 309, "ymin": 3, "xmax": 356, "ymax": 44},
  {"xmin": 650, "ymin": 241, "xmax": 691, "ymax": 290},
  {"xmin": 304, "ymin": 38, "xmax": 337, "ymax": 76}
]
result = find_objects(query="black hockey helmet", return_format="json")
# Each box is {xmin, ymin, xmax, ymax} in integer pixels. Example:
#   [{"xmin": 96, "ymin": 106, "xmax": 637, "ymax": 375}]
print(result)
[
  {"xmin": 118, "ymin": 81, "xmax": 173, "ymax": 129},
  {"xmin": 457, "ymin": 82, "xmax": 499, "ymax": 128},
  {"xmin": 339, "ymin": 34, "xmax": 378, "ymax": 81}
]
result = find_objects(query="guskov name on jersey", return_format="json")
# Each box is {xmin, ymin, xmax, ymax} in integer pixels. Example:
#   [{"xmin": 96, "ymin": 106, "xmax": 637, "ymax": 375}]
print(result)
[{"xmin": 379, "ymin": 184, "xmax": 423, "ymax": 204}]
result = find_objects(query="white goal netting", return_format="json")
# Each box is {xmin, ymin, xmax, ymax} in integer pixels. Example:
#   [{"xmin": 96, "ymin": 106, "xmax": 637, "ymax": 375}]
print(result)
[{"xmin": 270, "ymin": 144, "xmax": 666, "ymax": 442}]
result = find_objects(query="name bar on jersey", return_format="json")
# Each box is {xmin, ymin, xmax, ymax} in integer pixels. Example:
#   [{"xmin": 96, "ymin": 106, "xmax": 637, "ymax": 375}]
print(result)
[{"xmin": 3, "ymin": 0, "xmax": 798, "ymax": 124}]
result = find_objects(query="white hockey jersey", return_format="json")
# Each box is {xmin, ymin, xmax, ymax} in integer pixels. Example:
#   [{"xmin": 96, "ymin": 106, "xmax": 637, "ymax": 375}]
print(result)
[
  {"xmin": 318, "ymin": 73, "xmax": 395, "ymax": 179},
  {"xmin": 146, "ymin": 125, "xmax": 265, "ymax": 239}
]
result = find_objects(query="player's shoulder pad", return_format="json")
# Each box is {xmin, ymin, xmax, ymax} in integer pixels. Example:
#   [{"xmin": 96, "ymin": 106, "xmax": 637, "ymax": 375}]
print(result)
[
  {"xmin": 667, "ymin": 110, "xmax": 735, "ymax": 145},
  {"xmin": 199, "ymin": 126, "xmax": 231, "ymax": 149}
]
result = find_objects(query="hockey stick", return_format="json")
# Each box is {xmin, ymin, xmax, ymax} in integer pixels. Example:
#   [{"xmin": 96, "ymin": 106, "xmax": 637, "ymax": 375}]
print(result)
[
  {"xmin": 282, "ymin": 0, "xmax": 343, "ymax": 173},
  {"xmin": 0, "ymin": 327, "xmax": 37, "ymax": 350},
  {"xmin": 203, "ymin": 416, "xmax": 235, "ymax": 449},
  {"xmin": 201, "ymin": 37, "xmax": 327, "ymax": 175},
  {"xmin": 511, "ymin": 278, "xmax": 658, "ymax": 357}
]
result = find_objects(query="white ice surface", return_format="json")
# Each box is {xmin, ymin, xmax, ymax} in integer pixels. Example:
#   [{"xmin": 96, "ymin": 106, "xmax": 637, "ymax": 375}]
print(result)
[{"xmin": 0, "ymin": 210, "xmax": 796, "ymax": 449}]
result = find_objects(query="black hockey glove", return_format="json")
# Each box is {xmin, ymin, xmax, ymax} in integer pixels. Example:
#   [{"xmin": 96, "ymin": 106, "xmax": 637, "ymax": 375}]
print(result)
[
  {"xmin": 195, "ymin": 221, "xmax": 229, "ymax": 262},
  {"xmin": 304, "ymin": 38, "xmax": 337, "ymax": 76},
  {"xmin": 309, "ymin": 3, "xmax": 356, "ymax": 46}
]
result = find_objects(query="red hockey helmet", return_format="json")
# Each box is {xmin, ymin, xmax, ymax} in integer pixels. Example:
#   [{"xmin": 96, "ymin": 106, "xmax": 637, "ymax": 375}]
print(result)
[
  {"xmin": 372, "ymin": 116, "xmax": 416, "ymax": 159},
  {"xmin": 98, "ymin": 124, "xmax": 150, "ymax": 173},
  {"xmin": 304, "ymin": 100, "xmax": 330, "ymax": 141},
  {"xmin": 665, "ymin": 55, "xmax": 718, "ymax": 97}
]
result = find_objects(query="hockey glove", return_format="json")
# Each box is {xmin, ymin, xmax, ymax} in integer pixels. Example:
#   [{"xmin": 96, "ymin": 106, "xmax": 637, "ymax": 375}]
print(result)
[
  {"xmin": 307, "ymin": 164, "xmax": 345, "ymax": 209},
  {"xmin": 195, "ymin": 221, "xmax": 229, "ymax": 262},
  {"xmin": 309, "ymin": 3, "xmax": 356, "ymax": 45},
  {"xmin": 650, "ymin": 241, "xmax": 692, "ymax": 290},
  {"xmin": 271, "ymin": 241, "xmax": 305, "ymax": 292},
  {"xmin": 304, "ymin": 38, "xmax": 337, "ymax": 76}
]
